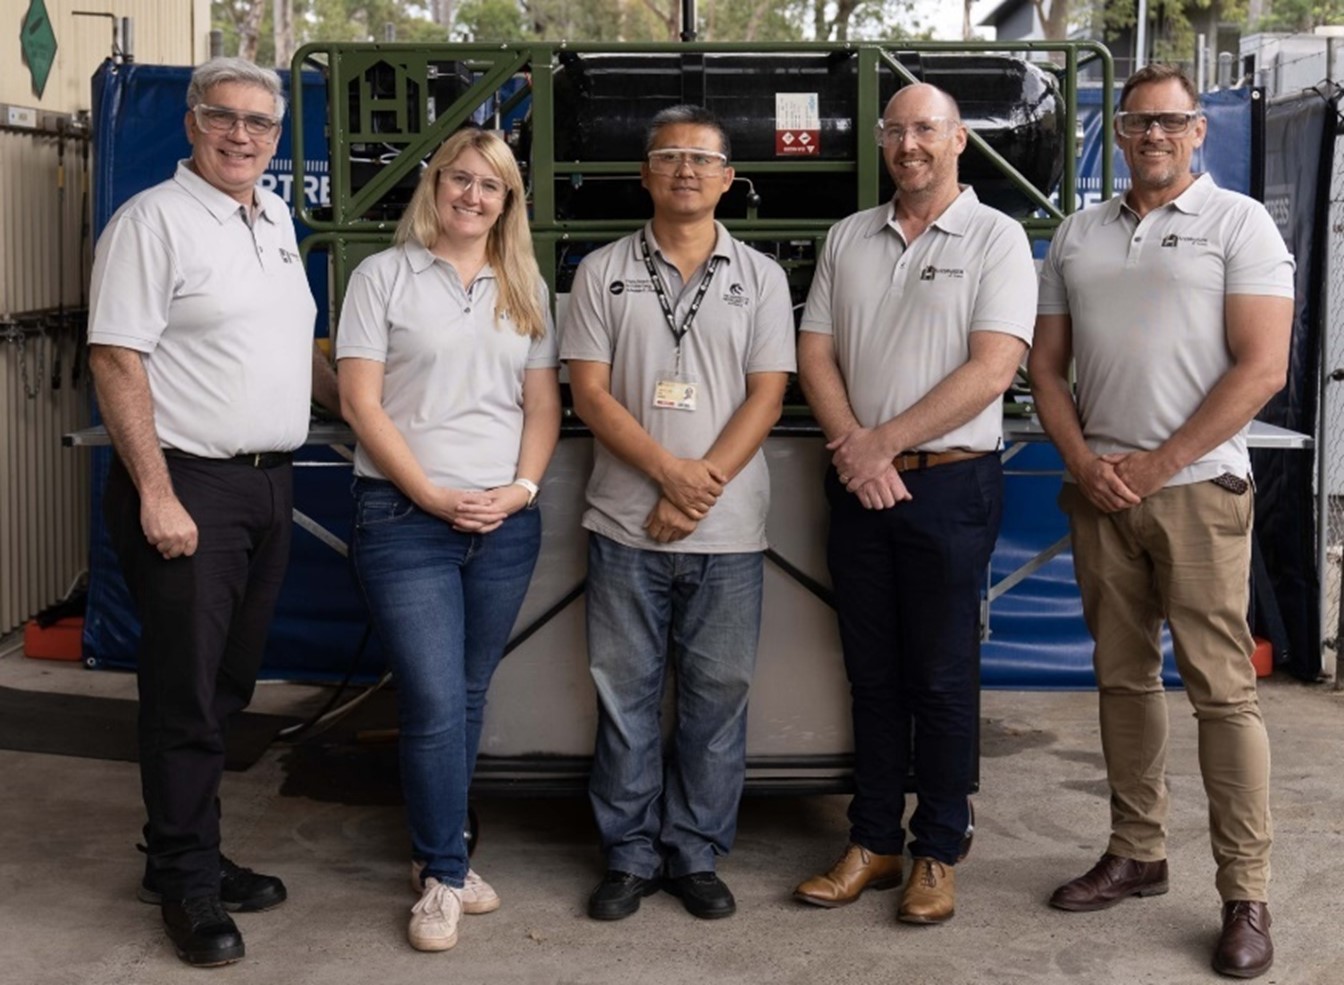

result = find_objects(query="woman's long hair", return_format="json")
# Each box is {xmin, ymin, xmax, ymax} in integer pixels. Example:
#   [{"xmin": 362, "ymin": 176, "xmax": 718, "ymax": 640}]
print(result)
[{"xmin": 395, "ymin": 129, "xmax": 546, "ymax": 340}]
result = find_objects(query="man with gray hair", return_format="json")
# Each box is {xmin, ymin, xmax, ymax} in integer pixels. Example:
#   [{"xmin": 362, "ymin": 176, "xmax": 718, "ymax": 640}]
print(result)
[
  {"xmin": 89, "ymin": 56, "xmax": 336, "ymax": 966},
  {"xmin": 562, "ymin": 104, "xmax": 795, "ymax": 921}
]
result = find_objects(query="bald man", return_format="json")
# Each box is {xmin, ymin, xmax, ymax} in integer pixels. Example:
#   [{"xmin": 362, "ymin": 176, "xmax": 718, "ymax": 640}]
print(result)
[{"xmin": 793, "ymin": 85, "xmax": 1036, "ymax": 924}]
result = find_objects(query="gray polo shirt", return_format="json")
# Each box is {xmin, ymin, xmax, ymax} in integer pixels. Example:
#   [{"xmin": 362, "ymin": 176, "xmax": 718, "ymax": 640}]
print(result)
[
  {"xmin": 1038, "ymin": 174, "xmax": 1295, "ymax": 486},
  {"xmin": 336, "ymin": 241, "xmax": 558, "ymax": 491},
  {"xmin": 799, "ymin": 187, "xmax": 1036, "ymax": 452},
  {"xmin": 560, "ymin": 221, "xmax": 796, "ymax": 553},
  {"xmin": 88, "ymin": 161, "xmax": 317, "ymax": 457}
]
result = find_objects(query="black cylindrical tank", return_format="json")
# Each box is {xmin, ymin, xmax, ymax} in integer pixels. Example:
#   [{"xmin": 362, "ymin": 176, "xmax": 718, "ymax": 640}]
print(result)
[{"xmin": 550, "ymin": 51, "xmax": 1064, "ymax": 218}]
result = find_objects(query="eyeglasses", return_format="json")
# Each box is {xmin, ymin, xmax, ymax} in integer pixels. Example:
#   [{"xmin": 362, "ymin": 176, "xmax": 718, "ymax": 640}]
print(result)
[
  {"xmin": 193, "ymin": 104, "xmax": 281, "ymax": 139},
  {"xmin": 1114, "ymin": 111, "xmax": 1202, "ymax": 137},
  {"xmin": 441, "ymin": 169, "xmax": 507, "ymax": 201},
  {"xmin": 646, "ymin": 148, "xmax": 729, "ymax": 176},
  {"xmin": 874, "ymin": 117, "xmax": 956, "ymax": 146}
]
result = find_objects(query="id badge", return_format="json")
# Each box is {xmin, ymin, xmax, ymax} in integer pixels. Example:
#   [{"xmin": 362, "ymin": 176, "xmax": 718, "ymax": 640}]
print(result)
[{"xmin": 653, "ymin": 372, "xmax": 698, "ymax": 411}]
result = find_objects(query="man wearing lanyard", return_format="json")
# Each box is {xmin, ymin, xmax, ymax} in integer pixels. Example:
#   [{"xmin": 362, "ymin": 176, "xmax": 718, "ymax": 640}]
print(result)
[{"xmin": 562, "ymin": 104, "xmax": 795, "ymax": 922}]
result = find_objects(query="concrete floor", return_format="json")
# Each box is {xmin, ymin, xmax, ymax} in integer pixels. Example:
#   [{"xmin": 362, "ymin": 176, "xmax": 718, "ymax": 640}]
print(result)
[{"xmin": 1, "ymin": 637, "xmax": 1341, "ymax": 985}]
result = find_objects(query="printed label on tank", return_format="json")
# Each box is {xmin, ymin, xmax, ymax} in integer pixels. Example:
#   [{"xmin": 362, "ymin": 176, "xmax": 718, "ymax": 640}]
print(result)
[{"xmin": 775, "ymin": 93, "xmax": 820, "ymax": 156}]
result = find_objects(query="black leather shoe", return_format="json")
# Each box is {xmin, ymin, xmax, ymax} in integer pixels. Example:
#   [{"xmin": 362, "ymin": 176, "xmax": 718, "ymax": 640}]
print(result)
[
  {"xmin": 665, "ymin": 872, "xmax": 736, "ymax": 919},
  {"xmin": 139, "ymin": 854, "xmax": 287, "ymax": 912},
  {"xmin": 588, "ymin": 870, "xmax": 660, "ymax": 920},
  {"xmin": 162, "ymin": 896, "xmax": 245, "ymax": 967}
]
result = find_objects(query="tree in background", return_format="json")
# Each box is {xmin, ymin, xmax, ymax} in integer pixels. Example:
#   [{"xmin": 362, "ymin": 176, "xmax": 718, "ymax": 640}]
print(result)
[
  {"xmin": 1254, "ymin": 0, "xmax": 1344, "ymax": 30},
  {"xmin": 214, "ymin": 0, "xmax": 927, "ymax": 57}
]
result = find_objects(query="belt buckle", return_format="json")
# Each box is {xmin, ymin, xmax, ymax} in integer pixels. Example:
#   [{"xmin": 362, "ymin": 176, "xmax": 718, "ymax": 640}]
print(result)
[{"xmin": 250, "ymin": 452, "xmax": 263, "ymax": 468}]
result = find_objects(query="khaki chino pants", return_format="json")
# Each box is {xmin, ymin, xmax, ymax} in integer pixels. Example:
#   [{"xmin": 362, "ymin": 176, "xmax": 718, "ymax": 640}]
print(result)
[{"xmin": 1061, "ymin": 480, "xmax": 1271, "ymax": 902}]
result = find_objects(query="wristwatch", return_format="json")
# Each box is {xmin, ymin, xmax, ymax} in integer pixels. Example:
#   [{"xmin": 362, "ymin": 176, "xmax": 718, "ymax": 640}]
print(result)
[{"xmin": 511, "ymin": 477, "xmax": 540, "ymax": 506}]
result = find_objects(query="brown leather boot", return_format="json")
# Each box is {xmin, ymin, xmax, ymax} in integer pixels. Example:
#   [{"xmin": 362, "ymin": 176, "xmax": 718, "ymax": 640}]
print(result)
[
  {"xmin": 793, "ymin": 843, "xmax": 903, "ymax": 908},
  {"xmin": 1212, "ymin": 901, "xmax": 1273, "ymax": 979},
  {"xmin": 897, "ymin": 857, "xmax": 955, "ymax": 924},
  {"xmin": 1049, "ymin": 853, "xmax": 1169, "ymax": 912}
]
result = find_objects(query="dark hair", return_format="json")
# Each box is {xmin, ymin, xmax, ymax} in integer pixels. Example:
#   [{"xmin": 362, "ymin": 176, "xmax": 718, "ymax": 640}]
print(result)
[
  {"xmin": 1120, "ymin": 64, "xmax": 1199, "ymax": 111},
  {"xmin": 644, "ymin": 104, "xmax": 731, "ymax": 161}
]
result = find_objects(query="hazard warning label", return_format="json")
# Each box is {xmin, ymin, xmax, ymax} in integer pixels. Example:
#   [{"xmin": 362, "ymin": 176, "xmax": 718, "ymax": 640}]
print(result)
[{"xmin": 775, "ymin": 92, "xmax": 820, "ymax": 156}]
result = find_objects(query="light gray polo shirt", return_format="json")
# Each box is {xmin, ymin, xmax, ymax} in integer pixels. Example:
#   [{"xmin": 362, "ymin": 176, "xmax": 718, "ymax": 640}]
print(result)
[
  {"xmin": 337, "ymin": 241, "xmax": 558, "ymax": 491},
  {"xmin": 88, "ymin": 161, "xmax": 317, "ymax": 457},
  {"xmin": 1038, "ymin": 174, "xmax": 1295, "ymax": 486},
  {"xmin": 560, "ymin": 221, "xmax": 796, "ymax": 553},
  {"xmin": 799, "ymin": 187, "xmax": 1036, "ymax": 452}
]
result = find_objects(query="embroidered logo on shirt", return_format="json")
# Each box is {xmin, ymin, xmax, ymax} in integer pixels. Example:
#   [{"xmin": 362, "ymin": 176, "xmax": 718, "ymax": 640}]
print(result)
[
  {"xmin": 722, "ymin": 282, "xmax": 750, "ymax": 307},
  {"xmin": 278, "ymin": 248, "xmax": 300, "ymax": 264},
  {"xmin": 1161, "ymin": 234, "xmax": 1209, "ymax": 248},
  {"xmin": 609, "ymin": 279, "xmax": 655, "ymax": 295},
  {"xmin": 919, "ymin": 264, "xmax": 965, "ymax": 281}
]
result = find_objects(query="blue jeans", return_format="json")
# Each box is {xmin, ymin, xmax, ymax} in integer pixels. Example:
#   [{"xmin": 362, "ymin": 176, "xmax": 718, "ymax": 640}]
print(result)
[
  {"xmin": 826, "ymin": 455, "xmax": 1002, "ymax": 864},
  {"xmin": 585, "ymin": 533, "xmax": 764, "ymax": 879},
  {"xmin": 351, "ymin": 478, "xmax": 541, "ymax": 888}
]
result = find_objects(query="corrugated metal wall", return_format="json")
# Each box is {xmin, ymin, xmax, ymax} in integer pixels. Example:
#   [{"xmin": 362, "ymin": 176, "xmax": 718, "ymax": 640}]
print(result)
[{"xmin": 1, "ymin": 0, "xmax": 208, "ymax": 634}]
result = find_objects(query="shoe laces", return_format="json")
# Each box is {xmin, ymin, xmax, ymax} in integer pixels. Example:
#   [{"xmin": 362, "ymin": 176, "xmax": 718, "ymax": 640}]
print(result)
[
  {"xmin": 914, "ymin": 859, "xmax": 946, "ymax": 888},
  {"xmin": 181, "ymin": 895, "xmax": 229, "ymax": 924},
  {"xmin": 464, "ymin": 869, "xmax": 486, "ymax": 891},
  {"xmin": 412, "ymin": 879, "xmax": 462, "ymax": 919}
]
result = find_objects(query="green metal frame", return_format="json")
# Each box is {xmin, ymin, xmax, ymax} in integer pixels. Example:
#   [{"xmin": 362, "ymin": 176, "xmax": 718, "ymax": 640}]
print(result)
[{"xmin": 291, "ymin": 40, "xmax": 1115, "ymax": 327}]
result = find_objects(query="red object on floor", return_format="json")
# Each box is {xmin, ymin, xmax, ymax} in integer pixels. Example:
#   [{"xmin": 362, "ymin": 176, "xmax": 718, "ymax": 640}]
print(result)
[
  {"xmin": 1251, "ymin": 637, "xmax": 1274, "ymax": 678},
  {"xmin": 23, "ymin": 617, "xmax": 84, "ymax": 661}
]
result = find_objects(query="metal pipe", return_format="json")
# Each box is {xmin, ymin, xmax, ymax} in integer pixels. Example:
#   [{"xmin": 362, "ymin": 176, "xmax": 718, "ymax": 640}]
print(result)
[
  {"xmin": 1135, "ymin": 0, "xmax": 1148, "ymax": 72},
  {"xmin": 209, "ymin": 29, "xmax": 223, "ymax": 59},
  {"xmin": 680, "ymin": 0, "xmax": 696, "ymax": 42},
  {"xmin": 120, "ymin": 16, "xmax": 134, "ymax": 63}
]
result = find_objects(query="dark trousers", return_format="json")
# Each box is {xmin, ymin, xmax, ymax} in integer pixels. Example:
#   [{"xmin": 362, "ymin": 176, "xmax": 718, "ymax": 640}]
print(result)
[
  {"xmin": 104, "ymin": 454, "xmax": 292, "ymax": 899},
  {"xmin": 826, "ymin": 454, "xmax": 1002, "ymax": 864}
]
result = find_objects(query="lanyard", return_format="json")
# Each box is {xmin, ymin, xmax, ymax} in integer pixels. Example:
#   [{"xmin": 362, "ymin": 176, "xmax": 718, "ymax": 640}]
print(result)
[{"xmin": 640, "ymin": 230, "xmax": 722, "ymax": 361}]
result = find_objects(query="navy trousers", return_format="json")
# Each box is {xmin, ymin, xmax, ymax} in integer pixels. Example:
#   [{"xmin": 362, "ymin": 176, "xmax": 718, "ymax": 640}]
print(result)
[{"xmin": 825, "ymin": 454, "xmax": 1002, "ymax": 864}]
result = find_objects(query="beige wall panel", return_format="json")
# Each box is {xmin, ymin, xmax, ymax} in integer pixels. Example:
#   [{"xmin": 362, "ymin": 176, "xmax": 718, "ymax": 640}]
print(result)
[
  {"xmin": 2, "ymin": 0, "xmax": 209, "ymax": 112},
  {"xmin": 0, "ymin": 132, "xmax": 87, "ymax": 315}
]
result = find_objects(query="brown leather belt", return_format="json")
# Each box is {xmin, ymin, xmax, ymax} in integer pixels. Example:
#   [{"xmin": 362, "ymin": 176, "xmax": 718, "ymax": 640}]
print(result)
[{"xmin": 892, "ymin": 449, "xmax": 992, "ymax": 472}]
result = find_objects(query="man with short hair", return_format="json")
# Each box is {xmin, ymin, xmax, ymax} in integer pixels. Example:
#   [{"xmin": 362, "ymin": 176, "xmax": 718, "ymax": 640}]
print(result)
[
  {"xmin": 561, "ymin": 104, "xmax": 794, "ymax": 922},
  {"xmin": 794, "ymin": 84, "xmax": 1036, "ymax": 925},
  {"xmin": 1030, "ymin": 64, "xmax": 1294, "ymax": 979},
  {"xmin": 89, "ymin": 56, "xmax": 335, "ymax": 967}
]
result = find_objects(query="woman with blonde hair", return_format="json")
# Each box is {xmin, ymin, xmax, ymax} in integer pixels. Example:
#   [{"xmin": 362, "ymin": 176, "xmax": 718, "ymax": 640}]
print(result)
[{"xmin": 336, "ymin": 127, "xmax": 560, "ymax": 952}]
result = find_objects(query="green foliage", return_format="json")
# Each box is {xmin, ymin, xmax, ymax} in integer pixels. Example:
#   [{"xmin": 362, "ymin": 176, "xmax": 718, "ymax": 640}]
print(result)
[
  {"xmin": 213, "ymin": 0, "xmax": 929, "ymax": 55},
  {"xmin": 1255, "ymin": 0, "xmax": 1344, "ymax": 31}
]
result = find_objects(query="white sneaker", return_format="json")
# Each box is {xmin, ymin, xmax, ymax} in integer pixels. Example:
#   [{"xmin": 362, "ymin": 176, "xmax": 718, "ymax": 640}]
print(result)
[
  {"xmin": 411, "ymin": 860, "xmax": 501, "ymax": 915},
  {"xmin": 408, "ymin": 878, "xmax": 462, "ymax": 952}
]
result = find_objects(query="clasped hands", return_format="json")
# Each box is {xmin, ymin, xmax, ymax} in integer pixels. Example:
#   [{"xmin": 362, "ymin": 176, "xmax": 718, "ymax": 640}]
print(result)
[
  {"xmin": 644, "ymin": 457, "xmax": 726, "ymax": 544},
  {"xmin": 423, "ymin": 483, "xmax": 532, "ymax": 534},
  {"xmin": 827, "ymin": 427, "xmax": 912, "ymax": 510},
  {"xmin": 1073, "ymin": 450, "xmax": 1173, "ymax": 513}
]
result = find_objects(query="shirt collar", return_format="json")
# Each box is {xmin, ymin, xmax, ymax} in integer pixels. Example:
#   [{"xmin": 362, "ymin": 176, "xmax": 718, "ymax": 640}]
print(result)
[
  {"xmin": 866, "ymin": 185, "xmax": 980, "ymax": 239},
  {"xmin": 634, "ymin": 220, "xmax": 734, "ymax": 267},
  {"xmin": 173, "ymin": 160, "xmax": 283, "ymax": 225},
  {"xmin": 405, "ymin": 239, "xmax": 495, "ymax": 282},
  {"xmin": 1107, "ymin": 172, "xmax": 1216, "ymax": 224}
]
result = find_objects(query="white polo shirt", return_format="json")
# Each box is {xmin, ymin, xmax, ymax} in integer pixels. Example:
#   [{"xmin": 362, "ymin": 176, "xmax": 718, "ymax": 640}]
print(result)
[
  {"xmin": 337, "ymin": 241, "xmax": 558, "ymax": 491},
  {"xmin": 799, "ymin": 187, "xmax": 1037, "ymax": 452},
  {"xmin": 560, "ymin": 221, "xmax": 796, "ymax": 553},
  {"xmin": 1038, "ymin": 174, "xmax": 1295, "ymax": 486},
  {"xmin": 88, "ymin": 161, "xmax": 316, "ymax": 457}
]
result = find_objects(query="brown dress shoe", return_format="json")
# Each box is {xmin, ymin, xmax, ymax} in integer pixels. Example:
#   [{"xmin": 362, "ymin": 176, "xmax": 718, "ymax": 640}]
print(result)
[
  {"xmin": 1212, "ymin": 901, "xmax": 1273, "ymax": 979},
  {"xmin": 897, "ymin": 857, "xmax": 955, "ymax": 924},
  {"xmin": 794, "ymin": 843, "xmax": 903, "ymax": 908},
  {"xmin": 1049, "ymin": 853, "xmax": 1169, "ymax": 912}
]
